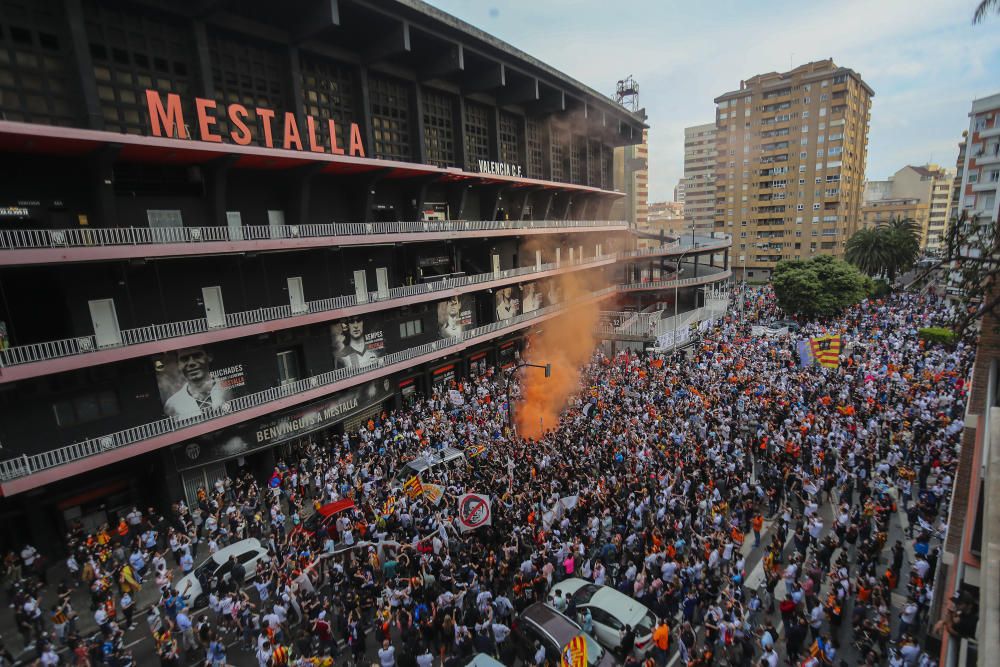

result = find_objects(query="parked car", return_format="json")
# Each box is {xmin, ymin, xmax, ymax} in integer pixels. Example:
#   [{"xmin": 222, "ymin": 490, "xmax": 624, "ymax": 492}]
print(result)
[
  {"xmin": 550, "ymin": 578, "xmax": 658, "ymax": 658},
  {"xmin": 513, "ymin": 602, "xmax": 614, "ymax": 667},
  {"xmin": 391, "ymin": 446, "xmax": 467, "ymax": 489},
  {"xmin": 294, "ymin": 498, "xmax": 357, "ymax": 540},
  {"xmin": 176, "ymin": 538, "xmax": 270, "ymax": 608},
  {"xmin": 770, "ymin": 318, "xmax": 800, "ymax": 332}
]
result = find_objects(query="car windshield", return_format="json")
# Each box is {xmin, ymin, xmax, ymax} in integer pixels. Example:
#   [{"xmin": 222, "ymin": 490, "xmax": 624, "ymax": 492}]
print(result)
[
  {"xmin": 570, "ymin": 584, "xmax": 602, "ymax": 605},
  {"xmin": 303, "ymin": 512, "xmax": 322, "ymax": 532},
  {"xmin": 578, "ymin": 633, "xmax": 605, "ymax": 665},
  {"xmin": 635, "ymin": 611, "xmax": 656, "ymax": 636}
]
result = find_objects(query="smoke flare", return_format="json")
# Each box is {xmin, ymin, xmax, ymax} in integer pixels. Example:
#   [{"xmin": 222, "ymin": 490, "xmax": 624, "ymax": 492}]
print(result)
[{"xmin": 515, "ymin": 269, "xmax": 604, "ymax": 439}]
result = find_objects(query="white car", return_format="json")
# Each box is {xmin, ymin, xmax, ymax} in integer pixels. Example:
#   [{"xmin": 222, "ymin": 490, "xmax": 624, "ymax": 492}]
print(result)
[
  {"xmin": 176, "ymin": 538, "xmax": 270, "ymax": 609},
  {"xmin": 551, "ymin": 578, "xmax": 658, "ymax": 658}
]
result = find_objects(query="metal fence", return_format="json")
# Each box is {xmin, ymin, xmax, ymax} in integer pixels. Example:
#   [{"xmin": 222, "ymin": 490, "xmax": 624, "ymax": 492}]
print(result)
[
  {"xmin": 0, "ymin": 254, "xmax": 614, "ymax": 368},
  {"xmin": 0, "ymin": 220, "xmax": 627, "ymax": 251},
  {"xmin": 0, "ymin": 286, "xmax": 616, "ymax": 481}
]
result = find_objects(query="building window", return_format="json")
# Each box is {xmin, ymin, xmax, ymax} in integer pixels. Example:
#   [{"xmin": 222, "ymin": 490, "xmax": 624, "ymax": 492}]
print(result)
[
  {"xmin": 422, "ymin": 90, "xmax": 456, "ymax": 167},
  {"xmin": 52, "ymin": 389, "xmax": 119, "ymax": 427},
  {"xmin": 499, "ymin": 112, "xmax": 523, "ymax": 166},
  {"xmin": 551, "ymin": 127, "xmax": 570, "ymax": 183},
  {"xmin": 0, "ymin": 0, "xmax": 77, "ymax": 127},
  {"xmin": 276, "ymin": 348, "xmax": 302, "ymax": 385},
  {"xmin": 208, "ymin": 29, "xmax": 288, "ymax": 148},
  {"xmin": 570, "ymin": 134, "xmax": 587, "ymax": 185},
  {"xmin": 399, "ymin": 319, "xmax": 423, "ymax": 339},
  {"xmin": 813, "ymin": 203, "xmax": 821, "ymax": 210},
  {"xmin": 463, "ymin": 101, "xmax": 491, "ymax": 169},
  {"xmin": 86, "ymin": 0, "xmax": 194, "ymax": 135},
  {"xmin": 370, "ymin": 75, "xmax": 412, "ymax": 161},
  {"xmin": 526, "ymin": 119, "xmax": 545, "ymax": 180},
  {"xmin": 301, "ymin": 55, "xmax": 357, "ymax": 152}
]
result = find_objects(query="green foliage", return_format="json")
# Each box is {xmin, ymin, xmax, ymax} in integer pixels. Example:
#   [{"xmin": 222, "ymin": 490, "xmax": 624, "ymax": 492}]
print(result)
[
  {"xmin": 918, "ymin": 327, "xmax": 958, "ymax": 346},
  {"xmin": 870, "ymin": 278, "xmax": 892, "ymax": 298},
  {"xmin": 845, "ymin": 217, "xmax": 920, "ymax": 282},
  {"xmin": 772, "ymin": 255, "xmax": 873, "ymax": 319}
]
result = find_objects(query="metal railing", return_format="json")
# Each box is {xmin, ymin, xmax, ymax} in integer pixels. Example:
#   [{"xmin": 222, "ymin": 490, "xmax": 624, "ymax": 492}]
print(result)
[
  {"xmin": 0, "ymin": 220, "xmax": 628, "ymax": 251},
  {"xmin": 0, "ymin": 254, "xmax": 614, "ymax": 369},
  {"xmin": 618, "ymin": 267, "xmax": 733, "ymax": 291},
  {"xmin": 595, "ymin": 297, "xmax": 730, "ymax": 340},
  {"xmin": 0, "ymin": 287, "xmax": 616, "ymax": 482}
]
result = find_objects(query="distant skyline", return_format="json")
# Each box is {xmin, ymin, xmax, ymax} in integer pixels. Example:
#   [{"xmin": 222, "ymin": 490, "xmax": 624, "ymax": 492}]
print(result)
[{"xmin": 426, "ymin": 0, "xmax": 1000, "ymax": 201}]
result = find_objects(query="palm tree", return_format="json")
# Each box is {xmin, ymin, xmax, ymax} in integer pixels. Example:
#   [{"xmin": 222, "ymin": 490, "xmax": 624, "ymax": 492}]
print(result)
[
  {"xmin": 845, "ymin": 227, "xmax": 889, "ymax": 277},
  {"xmin": 974, "ymin": 0, "xmax": 1000, "ymax": 22},
  {"xmin": 884, "ymin": 216, "xmax": 921, "ymax": 279}
]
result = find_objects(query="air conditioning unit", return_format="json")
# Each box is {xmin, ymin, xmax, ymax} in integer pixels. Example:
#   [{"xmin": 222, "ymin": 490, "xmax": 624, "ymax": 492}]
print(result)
[
  {"xmin": 99, "ymin": 437, "xmax": 114, "ymax": 451},
  {"xmin": 189, "ymin": 228, "xmax": 202, "ymax": 241},
  {"xmin": 289, "ymin": 225, "xmax": 300, "ymax": 237},
  {"xmin": 51, "ymin": 230, "xmax": 66, "ymax": 245},
  {"xmin": 77, "ymin": 337, "xmax": 93, "ymax": 352}
]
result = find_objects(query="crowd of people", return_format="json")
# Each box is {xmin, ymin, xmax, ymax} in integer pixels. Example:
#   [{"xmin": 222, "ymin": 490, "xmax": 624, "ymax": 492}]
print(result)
[{"xmin": 0, "ymin": 285, "xmax": 972, "ymax": 667}]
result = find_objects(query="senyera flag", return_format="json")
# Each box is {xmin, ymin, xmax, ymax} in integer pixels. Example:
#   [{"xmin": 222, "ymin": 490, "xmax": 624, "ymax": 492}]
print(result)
[
  {"xmin": 561, "ymin": 634, "xmax": 588, "ymax": 667},
  {"xmin": 809, "ymin": 334, "xmax": 842, "ymax": 368},
  {"xmin": 402, "ymin": 476, "xmax": 423, "ymax": 500}
]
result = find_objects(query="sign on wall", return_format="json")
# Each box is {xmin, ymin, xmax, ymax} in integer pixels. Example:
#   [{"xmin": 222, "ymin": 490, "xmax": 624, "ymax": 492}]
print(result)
[
  {"xmin": 436, "ymin": 295, "xmax": 475, "ymax": 339},
  {"xmin": 332, "ymin": 314, "xmax": 385, "ymax": 370},
  {"xmin": 494, "ymin": 286, "xmax": 521, "ymax": 321},
  {"xmin": 153, "ymin": 344, "xmax": 246, "ymax": 420}
]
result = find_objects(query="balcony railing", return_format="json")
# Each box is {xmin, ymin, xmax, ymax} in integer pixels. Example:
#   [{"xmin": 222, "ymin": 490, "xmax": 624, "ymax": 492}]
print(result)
[
  {"xmin": 0, "ymin": 287, "xmax": 617, "ymax": 482},
  {"xmin": 0, "ymin": 220, "xmax": 627, "ymax": 251},
  {"xmin": 619, "ymin": 267, "xmax": 733, "ymax": 291},
  {"xmin": 0, "ymin": 254, "xmax": 614, "ymax": 369}
]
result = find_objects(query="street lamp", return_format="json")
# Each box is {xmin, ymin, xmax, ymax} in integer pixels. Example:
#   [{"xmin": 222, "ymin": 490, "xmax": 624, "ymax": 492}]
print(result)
[
  {"xmin": 672, "ymin": 242, "xmax": 701, "ymax": 354},
  {"xmin": 503, "ymin": 361, "xmax": 552, "ymax": 431}
]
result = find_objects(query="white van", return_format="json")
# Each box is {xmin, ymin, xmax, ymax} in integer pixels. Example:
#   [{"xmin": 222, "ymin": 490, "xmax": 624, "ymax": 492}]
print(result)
[{"xmin": 391, "ymin": 446, "xmax": 467, "ymax": 489}]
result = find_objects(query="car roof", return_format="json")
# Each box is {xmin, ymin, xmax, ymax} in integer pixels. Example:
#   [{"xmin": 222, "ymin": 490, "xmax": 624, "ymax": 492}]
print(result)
[
  {"xmin": 521, "ymin": 602, "xmax": 582, "ymax": 646},
  {"xmin": 465, "ymin": 654, "xmax": 505, "ymax": 667},
  {"xmin": 317, "ymin": 498, "xmax": 355, "ymax": 518},
  {"xmin": 397, "ymin": 447, "xmax": 465, "ymax": 476},
  {"xmin": 206, "ymin": 538, "xmax": 262, "ymax": 564},
  {"xmin": 554, "ymin": 579, "xmax": 650, "ymax": 626}
]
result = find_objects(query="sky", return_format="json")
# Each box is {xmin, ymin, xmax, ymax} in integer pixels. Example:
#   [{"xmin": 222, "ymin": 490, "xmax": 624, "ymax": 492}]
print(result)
[{"xmin": 425, "ymin": 0, "xmax": 1000, "ymax": 201}]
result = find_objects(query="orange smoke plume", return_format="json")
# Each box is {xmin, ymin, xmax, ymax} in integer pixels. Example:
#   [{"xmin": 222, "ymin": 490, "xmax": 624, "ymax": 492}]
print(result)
[{"xmin": 515, "ymin": 269, "xmax": 605, "ymax": 439}]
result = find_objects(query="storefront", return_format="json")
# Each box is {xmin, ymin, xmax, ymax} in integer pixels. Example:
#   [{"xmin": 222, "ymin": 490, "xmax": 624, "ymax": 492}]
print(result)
[
  {"xmin": 498, "ymin": 337, "xmax": 523, "ymax": 369},
  {"xmin": 397, "ymin": 374, "xmax": 423, "ymax": 408},
  {"xmin": 430, "ymin": 361, "xmax": 459, "ymax": 393},
  {"xmin": 466, "ymin": 348, "xmax": 493, "ymax": 378},
  {"xmin": 170, "ymin": 377, "xmax": 395, "ymax": 505}
]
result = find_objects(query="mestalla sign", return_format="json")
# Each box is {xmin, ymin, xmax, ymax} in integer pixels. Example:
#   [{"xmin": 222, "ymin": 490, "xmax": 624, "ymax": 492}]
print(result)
[{"xmin": 144, "ymin": 90, "xmax": 366, "ymax": 157}]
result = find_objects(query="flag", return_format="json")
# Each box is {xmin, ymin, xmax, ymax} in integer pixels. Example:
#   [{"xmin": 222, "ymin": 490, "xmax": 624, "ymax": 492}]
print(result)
[
  {"xmin": 809, "ymin": 335, "xmax": 842, "ymax": 368},
  {"xmin": 797, "ymin": 340, "xmax": 815, "ymax": 367},
  {"xmin": 402, "ymin": 476, "xmax": 423, "ymax": 500},
  {"xmin": 422, "ymin": 484, "xmax": 444, "ymax": 506},
  {"xmin": 561, "ymin": 635, "xmax": 588, "ymax": 667},
  {"xmin": 381, "ymin": 495, "xmax": 396, "ymax": 518},
  {"xmin": 466, "ymin": 443, "xmax": 486, "ymax": 458}
]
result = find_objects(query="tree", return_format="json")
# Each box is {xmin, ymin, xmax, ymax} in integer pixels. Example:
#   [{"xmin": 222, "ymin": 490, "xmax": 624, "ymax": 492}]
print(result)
[
  {"xmin": 844, "ymin": 217, "xmax": 920, "ymax": 282},
  {"xmin": 912, "ymin": 210, "xmax": 1000, "ymax": 337},
  {"xmin": 973, "ymin": 0, "xmax": 1000, "ymax": 23},
  {"xmin": 772, "ymin": 255, "xmax": 873, "ymax": 319}
]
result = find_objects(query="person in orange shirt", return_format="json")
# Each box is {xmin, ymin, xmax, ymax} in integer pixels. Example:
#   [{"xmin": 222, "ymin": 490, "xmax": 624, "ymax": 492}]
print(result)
[
  {"xmin": 752, "ymin": 514, "xmax": 764, "ymax": 548},
  {"xmin": 651, "ymin": 620, "xmax": 670, "ymax": 664}
]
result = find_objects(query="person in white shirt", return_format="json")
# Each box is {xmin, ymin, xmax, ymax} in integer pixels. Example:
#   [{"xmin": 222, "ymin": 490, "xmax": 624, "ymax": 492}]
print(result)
[{"xmin": 378, "ymin": 639, "xmax": 396, "ymax": 667}]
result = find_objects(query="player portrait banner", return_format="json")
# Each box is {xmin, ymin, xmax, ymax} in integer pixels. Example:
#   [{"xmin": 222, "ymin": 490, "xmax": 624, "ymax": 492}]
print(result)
[
  {"xmin": 521, "ymin": 281, "xmax": 542, "ymax": 313},
  {"xmin": 436, "ymin": 294, "xmax": 475, "ymax": 339},
  {"xmin": 153, "ymin": 343, "xmax": 246, "ymax": 420},
  {"xmin": 456, "ymin": 493, "xmax": 492, "ymax": 532},
  {"xmin": 494, "ymin": 286, "xmax": 521, "ymax": 321},
  {"xmin": 332, "ymin": 313, "xmax": 385, "ymax": 370}
]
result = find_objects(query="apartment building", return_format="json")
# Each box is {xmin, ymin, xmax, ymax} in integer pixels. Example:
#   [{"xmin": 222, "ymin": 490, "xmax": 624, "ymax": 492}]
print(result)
[
  {"xmin": 936, "ymin": 91, "xmax": 1000, "ymax": 667},
  {"xmin": 614, "ymin": 129, "xmax": 650, "ymax": 228},
  {"xmin": 674, "ymin": 180, "xmax": 686, "ymax": 205},
  {"xmin": 714, "ymin": 59, "xmax": 873, "ymax": 280},
  {"xmin": 683, "ymin": 123, "xmax": 717, "ymax": 234},
  {"xmin": 862, "ymin": 164, "xmax": 954, "ymax": 251}
]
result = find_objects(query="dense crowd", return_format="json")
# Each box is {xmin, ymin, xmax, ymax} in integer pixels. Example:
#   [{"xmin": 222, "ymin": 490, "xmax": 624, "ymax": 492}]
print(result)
[{"xmin": 0, "ymin": 285, "xmax": 973, "ymax": 667}]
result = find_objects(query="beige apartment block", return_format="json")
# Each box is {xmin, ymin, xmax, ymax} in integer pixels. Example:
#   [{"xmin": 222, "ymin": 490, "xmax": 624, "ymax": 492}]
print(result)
[
  {"xmin": 684, "ymin": 122, "xmax": 717, "ymax": 234},
  {"xmin": 863, "ymin": 164, "xmax": 954, "ymax": 251},
  {"xmin": 714, "ymin": 59, "xmax": 873, "ymax": 279}
]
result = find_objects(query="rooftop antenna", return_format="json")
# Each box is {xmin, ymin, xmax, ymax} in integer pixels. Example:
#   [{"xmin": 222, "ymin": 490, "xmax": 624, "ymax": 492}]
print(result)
[{"xmin": 615, "ymin": 75, "xmax": 639, "ymax": 111}]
